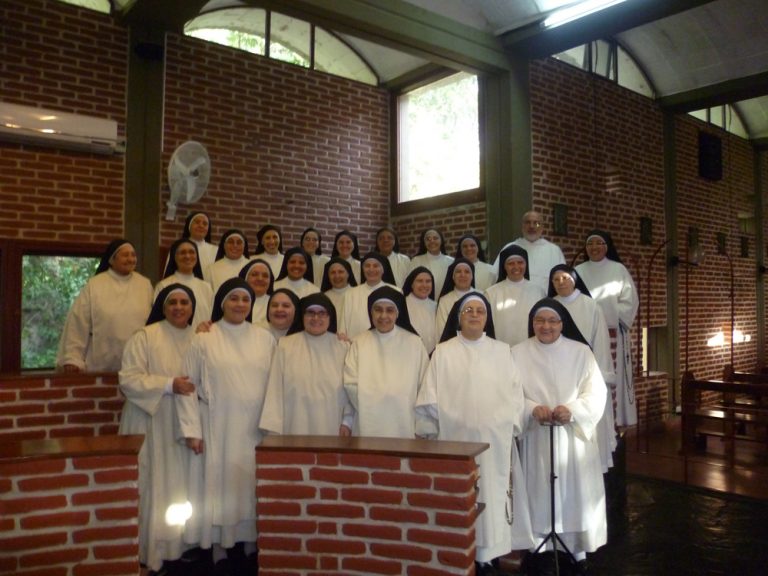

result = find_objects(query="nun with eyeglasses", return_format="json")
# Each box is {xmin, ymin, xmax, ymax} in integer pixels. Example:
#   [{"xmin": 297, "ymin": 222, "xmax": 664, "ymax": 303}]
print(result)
[
  {"xmin": 512, "ymin": 298, "xmax": 607, "ymax": 573},
  {"xmin": 416, "ymin": 292, "xmax": 534, "ymax": 573}
]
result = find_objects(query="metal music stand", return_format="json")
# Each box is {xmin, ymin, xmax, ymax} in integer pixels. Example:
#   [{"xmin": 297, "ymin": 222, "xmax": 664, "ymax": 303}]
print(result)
[{"xmin": 532, "ymin": 421, "xmax": 577, "ymax": 576}]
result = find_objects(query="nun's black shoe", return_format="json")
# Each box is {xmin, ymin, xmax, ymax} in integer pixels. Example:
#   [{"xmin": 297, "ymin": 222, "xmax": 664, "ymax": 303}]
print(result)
[
  {"xmin": 475, "ymin": 561, "xmax": 499, "ymax": 575},
  {"xmin": 574, "ymin": 559, "xmax": 590, "ymax": 575}
]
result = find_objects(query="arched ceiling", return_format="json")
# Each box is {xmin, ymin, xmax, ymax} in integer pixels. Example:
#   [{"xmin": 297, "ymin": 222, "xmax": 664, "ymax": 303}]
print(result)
[{"xmin": 116, "ymin": 0, "xmax": 768, "ymax": 142}]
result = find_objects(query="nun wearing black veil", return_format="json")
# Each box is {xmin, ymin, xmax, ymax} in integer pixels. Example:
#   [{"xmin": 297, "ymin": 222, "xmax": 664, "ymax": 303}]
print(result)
[
  {"xmin": 260, "ymin": 293, "xmax": 350, "ymax": 436},
  {"xmin": 341, "ymin": 286, "xmax": 429, "ymax": 438},
  {"xmin": 57, "ymin": 238, "xmax": 153, "ymax": 372},
  {"xmin": 511, "ymin": 298, "xmax": 607, "ymax": 567},
  {"xmin": 416, "ymin": 293, "xmax": 534, "ymax": 570},
  {"xmin": 118, "ymin": 284, "xmax": 197, "ymax": 572},
  {"xmin": 176, "ymin": 278, "xmax": 275, "ymax": 565}
]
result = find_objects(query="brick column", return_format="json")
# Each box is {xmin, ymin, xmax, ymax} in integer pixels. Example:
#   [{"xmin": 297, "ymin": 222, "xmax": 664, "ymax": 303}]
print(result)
[{"xmin": 257, "ymin": 435, "xmax": 488, "ymax": 576}]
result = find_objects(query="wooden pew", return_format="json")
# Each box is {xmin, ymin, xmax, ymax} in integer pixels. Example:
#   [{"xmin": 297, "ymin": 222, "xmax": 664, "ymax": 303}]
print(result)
[{"xmin": 681, "ymin": 371, "xmax": 768, "ymax": 466}]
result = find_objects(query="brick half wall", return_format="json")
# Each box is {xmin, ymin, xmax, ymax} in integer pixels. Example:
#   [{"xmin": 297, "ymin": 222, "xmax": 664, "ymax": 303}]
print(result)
[{"xmin": 256, "ymin": 435, "xmax": 488, "ymax": 576}]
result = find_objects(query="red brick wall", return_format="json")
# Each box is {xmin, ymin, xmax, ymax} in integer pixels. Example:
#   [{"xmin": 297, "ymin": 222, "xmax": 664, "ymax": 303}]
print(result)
[
  {"xmin": 159, "ymin": 33, "xmax": 391, "ymax": 256},
  {"xmin": 0, "ymin": 437, "xmax": 141, "ymax": 576},
  {"xmin": 257, "ymin": 444, "xmax": 480, "ymax": 576},
  {"xmin": 0, "ymin": 374, "xmax": 123, "ymax": 443},
  {"xmin": 393, "ymin": 202, "xmax": 487, "ymax": 258},
  {"xmin": 0, "ymin": 0, "xmax": 127, "ymax": 244}
]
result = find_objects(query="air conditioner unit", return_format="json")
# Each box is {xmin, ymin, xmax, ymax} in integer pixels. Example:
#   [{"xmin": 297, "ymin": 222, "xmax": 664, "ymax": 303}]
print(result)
[{"xmin": 0, "ymin": 101, "xmax": 122, "ymax": 155}]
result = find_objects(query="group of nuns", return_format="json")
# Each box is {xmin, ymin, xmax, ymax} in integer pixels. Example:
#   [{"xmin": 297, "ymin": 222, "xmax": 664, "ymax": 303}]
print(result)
[{"xmin": 56, "ymin": 211, "xmax": 638, "ymax": 576}]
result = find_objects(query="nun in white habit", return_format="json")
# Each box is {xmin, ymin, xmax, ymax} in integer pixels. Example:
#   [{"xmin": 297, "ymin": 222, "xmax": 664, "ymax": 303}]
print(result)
[
  {"xmin": 176, "ymin": 278, "xmax": 276, "ymax": 558},
  {"xmin": 182, "ymin": 211, "xmax": 218, "ymax": 278},
  {"xmin": 260, "ymin": 293, "xmax": 350, "ymax": 436},
  {"xmin": 575, "ymin": 229, "xmax": 639, "ymax": 427},
  {"xmin": 483, "ymin": 244, "xmax": 545, "ymax": 347},
  {"xmin": 512, "ymin": 298, "xmax": 607, "ymax": 566},
  {"xmin": 239, "ymin": 258, "xmax": 274, "ymax": 326},
  {"xmin": 338, "ymin": 252, "xmax": 399, "ymax": 340},
  {"xmin": 408, "ymin": 228, "xmax": 454, "ymax": 297},
  {"xmin": 548, "ymin": 264, "xmax": 617, "ymax": 472},
  {"xmin": 321, "ymin": 256, "xmax": 358, "ymax": 320},
  {"xmin": 403, "ymin": 266, "xmax": 437, "ymax": 355},
  {"xmin": 273, "ymin": 246, "xmax": 320, "ymax": 299},
  {"xmin": 435, "ymin": 257, "xmax": 479, "ymax": 339},
  {"xmin": 205, "ymin": 229, "xmax": 251, "ymax": 294},
  {"xmin": 57, "ymin": 239, "xmax": 153, "ymax": 373},
  {"xmin": 342, "ymin": 286, "xmax": 430, "ymax": 438},
  {"xmin": 155, "ymin": 238, "xmax": 213, "ymax": 329},
  {"xmin": 118, "ymin": 283, "xmax": 196, "ymax": 572},
  {"xmin": 416, "ymin": 292, "xmax": 534, "ymax": 570}
]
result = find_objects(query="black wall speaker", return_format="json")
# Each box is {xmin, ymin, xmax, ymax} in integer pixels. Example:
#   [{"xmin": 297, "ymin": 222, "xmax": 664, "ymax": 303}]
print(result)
[{"xmin": 698, "ymin": 131, "xmax": 722, "ymax": 181}]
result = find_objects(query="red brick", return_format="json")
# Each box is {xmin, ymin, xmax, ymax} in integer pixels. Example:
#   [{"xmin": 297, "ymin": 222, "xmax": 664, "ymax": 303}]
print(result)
[
  {"xmin": 407, "ymin": 527, "xmax": 475, "ymax": 550},
  {"xmin": 0, "ymin": 557, "xmax": 17, "ymax": 572},
  {"xmin": 408, "ymin": 565, "xmax": 459, "ymax": 576},
  {"xmin": 258, "ymin": 501, "xmax": 302, "ymax": 517},
  {"xmin": 258, "ymin": 535, "xmax": 303, "ymax": 551},
  {"xmin": 0, "ymin": 531, "xmax": 68, "ymax": 550},
  {"xmin": 50, "ymin": 427, "xmax": 95, "ymax": 438},
  {"xmin": 93, "ymin": 469, "xmax": 138, "ymax": 484},
  {"xmin": 340, "ymin": 454, "xmax": 402, "ymax": 470},
  {"xmin": 21, "ymin": 511, "xmax": 90, "ymax": 529},
  {"xmin": 48, "ymin": 400, "xmax": 95, "ymax": 413},
  {"xmin": 0, "ymin": 403, "xmax": 45, "ymax": 416},
  {"xmin": 71, "ymin": 386, "xmax": 121, "ymax": 398},
  {"xmin": 309, "ymin": 467, "xmax": 369, "ymax": 484},
  {"xmin": 318, "ymin": 522, "xmax": 337, "ymax": 535},
  {"xmin": 18, "ymin": 389, "xmax": 68, "ymax": 401},
  {"xmin": 0, "ymin": 430, "xmax": 47, "ymax": 442},
  {"xmin": 342, "ymin": 556, "xmax": 401, "ymax": 575},
  {"xmin": 257, "ymin": 484, "xmax": 316, "ymax": 500},
  {"xmin": 20, "ymin": 548, "xmax": 89, "ymax": 567},
  {"xmin": 94, "ymin": 506, "xmax": 137, "ymax": 521},
  {"xmin": 72, "ymin": 561, "xmax": 140, "ymax": 575},
  {"xmin": 72, "ymin": 456, "xmax": 136, "ymax": 469},
  {"xmin": 258, "ymin": 467, "xmax": 304, "ymax": 481},
  {"xmin": 0, "ymin": 459, "xmax": 66, "ymax": 477},
  {"xmin": 0, "ymin": 378, "xmax": 46, "ymax": 390},
  {"xmin": 408, "ymin": 491, "xmax": 476, "ymax": 512},
  {"xmin": 409, "ymin": 457, "xmax": 476, "ymax": 475},
  {"xmin": 370, "ymin": 542, "xmax": 432, "ymax": 562},
  {"xmin": 257, "ymin": 451, "xmax": 315, "ymax": 466},
  {"xmin": 433, "ymin": 475, "xmax": 476, "ymax": 493},
  {"xmin": 71, "ymin": 487, "xmax": 138, "ymax": 506},
  {"xmin": 258, "ymin": 554, "xmax": 316, "ymax": 569},
  {"xmin": 435, "ymin": 507, "xmax": 479, "ymax": 529},
  {"xmin": 305, "ymin": 503, "xmax": 365, "ymax": 518},
  {"xmin": 1, "ymin": 494, "xmax": 68, "ymax": 514},
  {"xmin": 93, "ymin": 543, "xmax": 139, "ymax": 559},
  {"xmin": 341, "ymin": 487, "xmax": 402, "ymax": 505},
  {"xmin": 0, "ymin": 518, "xmax": 14, "ymax": 531},
  {"xmin": 0, "ymin": 478, "xmax": 11, "ymax": 493},
  {"xmin": 258, "ymin": 519, "xmax": 317, "ymax": 534},
  {"xmin": 68, "ymin": 413, "xmax": 115, "ymax": 424},
  {"xmin": 16, "ymin": 415, "xmax": 66, "ymax": 428},
  {"xmin": 319, "ymin": 487, "xmax": 338, "ymax": 500},
  {"xmin": 342, "ymin": 522, "xmax": 401, "ymax": 541},
  {"xmin": 306, "ymin": 537, "xmax": 366, "ymax": 554},
  {"xmin": 371, "ymin": 471, "xmax": 432, "ymax": 489},
  {"xmin": 72, "ymin": 525, "xmax": 138, "ymax": 543},
  {"xmin": 18, "ymin": 473, "xmax": 90, "ymax": 492},
  {"xmin": 438, "ymin": 549, "xmax": 475, "ymax": 569},
  {"xmin": 316, "ymin": 453, "xmax": 339, "ymax": 466},
  {"xmin": 369, "ymin": 506, "xmax": 429, "ymax": 524}
]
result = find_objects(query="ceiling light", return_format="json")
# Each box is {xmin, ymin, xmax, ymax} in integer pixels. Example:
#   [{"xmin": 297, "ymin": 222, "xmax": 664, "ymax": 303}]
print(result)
[{"xmin": 543, "ymin": 0, "xmax": 628, "ymax": 29}]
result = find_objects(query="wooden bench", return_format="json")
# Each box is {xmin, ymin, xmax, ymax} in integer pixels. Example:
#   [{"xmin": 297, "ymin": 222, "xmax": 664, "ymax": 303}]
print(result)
[{"xmin": 681, "ymin": 371, "xmax": 768, "ymax": 466}]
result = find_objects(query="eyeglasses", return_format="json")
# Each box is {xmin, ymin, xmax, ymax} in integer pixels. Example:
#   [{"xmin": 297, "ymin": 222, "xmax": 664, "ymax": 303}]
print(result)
[
  {"xmin": 533, "ymin": 317, "xmax": 562, "ymax": 326},
  {"xmin": 461, "ymin": 307, "xmax": 487, "ymax": 316},
  {"xmin": 304, "ymin": 310, "xmax": 329, "ymax": 318}
]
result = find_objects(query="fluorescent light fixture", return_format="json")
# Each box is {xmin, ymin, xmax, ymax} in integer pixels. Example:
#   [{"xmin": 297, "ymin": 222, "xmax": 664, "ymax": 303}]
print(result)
[{"xmin": 543, "ymin": 0, "xmax": 628, "ymax": 29}]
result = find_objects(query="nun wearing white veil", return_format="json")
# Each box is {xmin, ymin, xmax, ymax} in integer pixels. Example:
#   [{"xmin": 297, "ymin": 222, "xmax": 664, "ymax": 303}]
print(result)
[{"xmin": 416, "ymin": 292, "xmax": 534, "ymax": 571}]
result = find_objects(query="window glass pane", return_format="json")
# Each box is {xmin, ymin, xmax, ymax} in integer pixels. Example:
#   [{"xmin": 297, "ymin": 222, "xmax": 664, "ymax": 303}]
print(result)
[
  {"xmin": 314, "ymin": 28, "xmax": 377, "ymax": 85},
  {"xmin": 398, "ymin": 72, "xmax": 480, "ymax": 202},
  {"xmin": 269, "ymin": 13, "xmax": 310, "ymax": 67},
  {"xmin": 553, "ymin": 45, "xmax": 588, "ymax": 70},
  {"xmin": 617, "ymin": 45, "xmax": 654, "ymax": 97},
  {"xmin": 591, "ymin": 39, "xmax": 613, "ymax": 79},
  {"xmin": 185, "ymin": 9, "xmax": 266, "ymax": 56},
  {"xmin": 22, "ymin": 255, "xmax": 98, "ymax": 370}
]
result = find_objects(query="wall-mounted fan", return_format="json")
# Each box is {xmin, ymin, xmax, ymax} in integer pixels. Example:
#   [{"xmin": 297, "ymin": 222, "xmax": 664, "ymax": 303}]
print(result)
[{"xmin": 165, "ymin": 141, "xmax": 211, "ymax": 220}]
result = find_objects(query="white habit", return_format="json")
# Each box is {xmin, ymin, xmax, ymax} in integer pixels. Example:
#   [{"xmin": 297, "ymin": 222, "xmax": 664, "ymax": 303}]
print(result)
[
  {"xmin": 251, "ymin": 294, "xmax": 269, "ymax": 326},
  {"xmin": 435, "ymin": 289, "xmax": 477, "ymax": 340},
  {"xmin": 194, "ymin": 240, "xmax": 218, "ymax": 281},
  {"xmin": 256, "ymin": 252, "xmax": 284, "ymax": 279},
  {"xmin": 511, "ymin": 336, "xmax": 607, "ymax": 555},
  {"xmin": 339, "ymin": 281, "xmax": 400, "ymax": 339},
  {"xmin": 343, "ymin": 327, "xmax": 429, "ymax": 438},
  {"xmin": 416, "ymin": 335, "xmax": 535, "ymax": 561},
  {"xmin": 576, "ymin": 258, "xmax": 639, "ymax": 426},
  {"xmin": 472, "ymin": 260, "xmax": 498, "ymax": 291},
  {"xmin": 260, "ymin": 331, "xmax": 350, "ymax": 435},
  {"xmin": 57, "ymin": 269, "xmax": 153, "ymax": 372},
  {"xmin": 324, "ymin": 287, "xmax": 349, "ymax": 320},
  {"xmin": 176, "ymin": 320, "xmax": 276, "ymax": 548},
  {"xmin": 118, "ymin": 320, "xmax": 193, "ymax": 570},
  {"xmin": 484, "ymin": 279, "xmax": 545, "ymax": 347},
  {"xmin": 406, "ymin": 293, "xmax": 437, "ymax": 354},
  {"xmin": 205, "ymin": 256, "xmax": 250, "ymax": 295},
  {"xmin": 387, "ymin": 252, "xmax": 411, "ymax": 288},
  {"xmin": 310, "ymin": 254, "xmax": 330, "ymax": 287},
  {"xmin": 273, "ymin": 277, "xmax": 320, "ymax": 299},
  {"xmin": 555, "ymin": 291, "xmax": 617, "ymax": 471}
]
